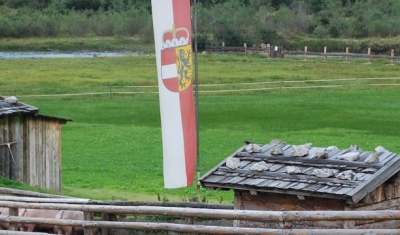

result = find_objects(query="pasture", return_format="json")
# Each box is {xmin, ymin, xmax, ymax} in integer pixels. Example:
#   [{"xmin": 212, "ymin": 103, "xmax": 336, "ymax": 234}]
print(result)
[{"xmin": 1, "ymin": 54, "xmax": 400, "ymax": 203}]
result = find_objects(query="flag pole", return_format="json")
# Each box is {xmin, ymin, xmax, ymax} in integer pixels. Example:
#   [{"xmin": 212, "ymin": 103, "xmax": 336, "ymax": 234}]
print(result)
[{"xmin": 192, "ymin": 0, "xmax": 201, "ymax": 201}]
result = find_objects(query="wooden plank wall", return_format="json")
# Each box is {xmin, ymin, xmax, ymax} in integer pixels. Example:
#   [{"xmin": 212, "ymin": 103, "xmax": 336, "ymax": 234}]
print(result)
[
  {"xmin": 0, "ymin": 115, "xmax": 62, "ymax": 191},
  {"xmin": 234, "ymin": 190, "xmax": 347, "ymax": 229},
  {"xmin": 0, "ymin": 116, "xmax": 24, "ymax": 181},
  {"xmin": 26, "ymin": 117, "xmax": 62, "ymax": 191}
]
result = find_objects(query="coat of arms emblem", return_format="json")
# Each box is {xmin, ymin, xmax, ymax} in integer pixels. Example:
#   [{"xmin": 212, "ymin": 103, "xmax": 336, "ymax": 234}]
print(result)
[{"xmin": 161, "ymin": 24, "xmax": 192, "ymax": 92}]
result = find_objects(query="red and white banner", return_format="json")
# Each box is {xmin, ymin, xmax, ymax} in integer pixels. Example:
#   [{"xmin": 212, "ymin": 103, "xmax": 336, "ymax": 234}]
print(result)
[{"xmin": 151, "ymin": 0, "xmax": 197, "ymax": 188}]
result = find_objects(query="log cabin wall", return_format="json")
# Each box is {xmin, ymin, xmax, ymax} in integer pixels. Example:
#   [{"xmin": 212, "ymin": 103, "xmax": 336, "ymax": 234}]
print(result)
[
  {"xmin": 348, "ymin": 180, "xmax": 400, "ymax": 229},
  {"xmin": 0, "ymin": 115, "xmax": 65, "ymax": 191},
  {"xmin": 234, "ymin": 190, "xmax": 347, "ymax": 229}
]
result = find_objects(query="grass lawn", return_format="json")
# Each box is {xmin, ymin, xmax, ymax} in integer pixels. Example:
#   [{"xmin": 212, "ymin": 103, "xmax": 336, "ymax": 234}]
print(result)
[{"xmin": 1, "ymin": 54, "xmax": 400, "ymax": 203}]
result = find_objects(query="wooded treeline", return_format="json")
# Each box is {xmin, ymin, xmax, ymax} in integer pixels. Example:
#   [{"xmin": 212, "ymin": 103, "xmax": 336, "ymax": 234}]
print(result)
[{"xmin": 1, "ymin": 0, "xmax": 400, "ymax": 51}]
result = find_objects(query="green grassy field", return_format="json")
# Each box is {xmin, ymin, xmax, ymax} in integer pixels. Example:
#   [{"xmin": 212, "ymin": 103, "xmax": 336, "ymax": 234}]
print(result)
[{"xmin": 1, "ymin": 54, "xmax": 400, "ymax": 203}]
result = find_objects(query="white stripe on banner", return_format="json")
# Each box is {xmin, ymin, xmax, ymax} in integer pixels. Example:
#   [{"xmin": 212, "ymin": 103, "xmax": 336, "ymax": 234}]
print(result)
[
  {"xmin": 152, "ymin": 0, "xmax": 188, "ymax": 188},
  {"xmin": 161, "ymin": 64, "xmax": 178, "ymax": 80}
]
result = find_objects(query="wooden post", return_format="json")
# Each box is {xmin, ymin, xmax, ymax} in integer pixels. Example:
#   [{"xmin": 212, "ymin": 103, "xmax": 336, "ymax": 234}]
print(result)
[
  {"xmin": 84, "ymin": 212, "xmax": 95, "ymax": 235},
  {"xmin": 101, "ymin": 213, "xmax": 109, "ymax": 235},
  {"xmin": 266, "ymin": 44, "xmax": 270, "ymax": 57},
  {"xmin": 367, "ymin": 47, "xmax": 372, "ymax": 64},
  {"xmin": 8, "ymin": 207, "xmax": 18, "ymax": 231},
  {"xmin": 109, "ymin": 87, "xmax": 112, "ymax": 99},
  {"xmin": 304, "ymin": 46, "xmax": 308, "ymax": 60},
  {"xmin": 324, "ymin": 46, "xmax": 327, "ymax": 61},
  {"xmin": 391, "ymin": 49, "xmax": 395, "ymax": 65},
  {"xmin": 346, "ymin": 47, "xmax": 350, "ymax": 62},
  {"xmin": 244, "ymin": 43, "xmax": 247, "ymax": 55}
]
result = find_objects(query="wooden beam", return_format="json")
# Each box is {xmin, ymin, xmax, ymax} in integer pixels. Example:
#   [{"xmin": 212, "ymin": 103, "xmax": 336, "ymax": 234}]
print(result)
[
  {"xmin": 0, "ymin": 195, "xmax": 233, "ymax": 209},
  {"xmin": 348, "ymin": 154, "xmax": 400, "ymax": 203},
  {"xmin": 3, "ymin": 201, "xmax": 400, "ymax": 222},
  {"xmin": 0, "ymin": 216, "xmax": 399, "ymax": 235}
]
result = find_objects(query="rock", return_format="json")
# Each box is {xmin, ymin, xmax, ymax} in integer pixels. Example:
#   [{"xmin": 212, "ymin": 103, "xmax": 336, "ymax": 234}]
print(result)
[
  {"xmin": 314, "ymin": 151, "xmax": 329, "ymax": 159},
  {"xmin": 4, "ymin": 96, "xmax": 18, "ymax": 104},
  {"xmin": 245, "ymin": 143, "xmax": 262, "ymax": 153},
  {"xmin": 299, "ymin": 142, "xmax": 313, "ymax": 148},
  {"xmin": 326, "ymin": 146, "xmax": 339, "ymax": 151},
  {"xmin": 313, "ymin": 168, "xmax": 333, "ymax": 178},
  {"xmin": 336, "ymin": 170, "xmax": 356, "ymax": 180},
  {"xmin": 226, "ymin": 157, "xmax": 240, "ymax": 169},
  {"xmin": 375, "ymin": 146, "xmax": 389, "ymax": 153},
  {"xmin": 270, "ymin": 147, "xmax": 284, "ymax": 155},
  {"xmin": 250, "ymin": 161, "xmax": 272, "ymax": 171},
  {"xmin": 349, "ymin": 144, "xmax": 362, "ymax": 151},
  {"xmin": 286, "ymin": 166, "xmax": 301, "ymax": 175},
  {"xmin": 364, "ymin": 152, "xmax": 379, "ymax": 163},
  {"xmin": 291, "ymin": 145, "xmax": 309, "ymax": 157},
  {"xmin": 337, "ymin": 152, "xmax": 360, "ymax": 161}
]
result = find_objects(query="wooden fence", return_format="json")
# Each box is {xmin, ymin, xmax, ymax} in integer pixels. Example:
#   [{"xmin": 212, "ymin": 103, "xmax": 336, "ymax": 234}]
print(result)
[
  {"xmin": 1, "ymin": 76, "xmax": 399, "ymax": 99},
  {"xmin": 205, "ymin": 44, "xmax": 400, "ymax": 63},
  {"xmin": 1, "ymin": 195, "xmax": 400, "ymax": 234}
]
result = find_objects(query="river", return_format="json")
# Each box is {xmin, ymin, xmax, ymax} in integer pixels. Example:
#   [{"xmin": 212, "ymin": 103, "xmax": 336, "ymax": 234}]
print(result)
[{"xmin": 0, "ymin": 51, "xmax": 129, "ymax": 59}]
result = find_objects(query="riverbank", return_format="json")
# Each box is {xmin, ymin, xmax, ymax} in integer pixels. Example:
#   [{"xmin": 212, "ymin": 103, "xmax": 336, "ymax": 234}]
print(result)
[{"xmin": 0, "ymin": 37, "xmax": 155, "ymax": 53}]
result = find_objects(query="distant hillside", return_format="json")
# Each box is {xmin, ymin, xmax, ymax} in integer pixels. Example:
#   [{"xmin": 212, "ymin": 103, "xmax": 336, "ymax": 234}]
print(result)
[{"xmin": 0, "ymin": 0, "xmax": 399, "ymax": 51}]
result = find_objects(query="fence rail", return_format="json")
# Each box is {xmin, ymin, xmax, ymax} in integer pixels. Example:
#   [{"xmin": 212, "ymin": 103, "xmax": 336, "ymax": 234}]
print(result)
[
  {"xmin": 2, "ymin": 199, "xmax": 400, "ymax": 234},
  {"xmin": 205, "ymin": 44, "xmax": 400, "ymax": 62},
  {"xmin": 1, "ymin": 77, "xmax": 400, "ymax": 98}
]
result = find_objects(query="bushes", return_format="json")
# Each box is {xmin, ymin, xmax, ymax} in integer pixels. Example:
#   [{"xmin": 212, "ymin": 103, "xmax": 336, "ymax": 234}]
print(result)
[{"xmin": 0, "ymin": 6, "xmax": 152, "ymax": 39}]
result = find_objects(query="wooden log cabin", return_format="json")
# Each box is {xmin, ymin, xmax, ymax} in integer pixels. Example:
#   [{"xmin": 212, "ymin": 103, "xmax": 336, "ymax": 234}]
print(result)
[
  {"xmin": 200, "ymin": 140, "xmax": 400, "ymax": 229},
  {"xmin": 0, "ymin": 96, "xmax": 69, "ymax": 191}
]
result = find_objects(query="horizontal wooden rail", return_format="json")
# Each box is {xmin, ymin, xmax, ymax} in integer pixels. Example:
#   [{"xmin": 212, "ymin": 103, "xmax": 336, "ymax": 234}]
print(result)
[
  {"xmin": 0, "ymin": 215, "xmax": 399, "ymax": 235},
  {"xmin": 2, "ymin": 201, "xmax": 400, "ymax": 222},
  {"xmin": 0, "ymin": 195, "xmax": 233, "ymax": 209}
]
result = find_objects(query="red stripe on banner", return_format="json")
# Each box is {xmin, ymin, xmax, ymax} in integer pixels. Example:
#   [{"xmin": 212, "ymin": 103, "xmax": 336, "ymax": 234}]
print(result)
[
  {"xmin": 179, "ymin": 85, "xmax": 196, "ymax": 186},
  {"xmin": 161, "ymin": 48, "xmax": 176, "ymax": 65},
  {"xmin": 173, "ymin": 0, "xmax": 192, "ymax": 45},
  {"xmin": 172, "ymin": 0, "xmax": 196, "ymax": 186},
  {"xmin": 163, "ymin": 78, "xmax": 179, "ymax": 91}
]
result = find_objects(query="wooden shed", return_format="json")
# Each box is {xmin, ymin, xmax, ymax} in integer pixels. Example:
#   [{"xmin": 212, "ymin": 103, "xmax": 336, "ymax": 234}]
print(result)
[
  {"xmin": 0, "ymin": 96, "xmax": 69, "ymax": 191},
  {"xmin": 200, "ymin": 140, "xmax": 400, "ymax": 229}
]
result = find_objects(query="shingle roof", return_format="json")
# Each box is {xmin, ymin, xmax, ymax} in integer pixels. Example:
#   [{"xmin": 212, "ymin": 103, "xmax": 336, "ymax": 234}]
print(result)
[
  {"xmin": 0, "ymin": 96, "xmax": 70, "ymax": 122},
  {"xmin": 0, "ymin": 96, "xmax": 38, "ymax": 116},
  {"xmin": 200, "ymin": 140, "xmax": 400, "ymax": 204}
]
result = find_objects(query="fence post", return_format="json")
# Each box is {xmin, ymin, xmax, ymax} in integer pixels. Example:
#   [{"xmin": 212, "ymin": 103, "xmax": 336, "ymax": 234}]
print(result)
[
  {"xmin": 324, "ymin": 46, "xmax": 327, "ymax": 62},
  {"xmin": 109, "ymin": 87, "xmax": 112, "ymax": 99},
  {"xmin": 8, "ymin": 207, "xmax": 18, "ymax": 231},
  {"xmin": 101, "ymin": 213, "xmax": 109, "ymax": 235},
  {"xmin": 266, "ymin": 44, "xmax": 270, "ymax": 57},
  {"xmin": 367, "ymin": 48, "xmax": 372, "ymax": 64},
  {"xmin": 84, "ymin": 212, "xmax": 95, "ymax": 235},
  {"xmin": 391, "ymin": 49, "xmax": 395, "ymax": 65},
  {"xmin": 304, "ymin": 46, "xmax": 308, "ymax": 61},
  {"xmin": 222, "ymin": 42, "xmax": 225, "ymax": 47},
  {"xmin": 244, "ymin": 43, "xmax": 247, "ymax": 55},
  {"xmin": 346, "ymin": 47, "xmax": 350, "ymax": 62}
]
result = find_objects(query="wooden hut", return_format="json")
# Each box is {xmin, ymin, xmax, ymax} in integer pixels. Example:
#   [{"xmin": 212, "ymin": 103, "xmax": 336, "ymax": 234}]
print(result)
[
  {"xmin": 0, "ymin": 96, "xmax": 69, "ymax": 191},
  {"xmin": 200, "ymin": 140, "xmax": 400, "ymax": 229}
]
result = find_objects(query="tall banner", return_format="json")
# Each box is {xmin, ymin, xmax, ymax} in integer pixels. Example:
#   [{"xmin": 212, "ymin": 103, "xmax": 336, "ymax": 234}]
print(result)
[{"xmin": 151, "ymin": 0, "xmax": 197, "ymax": 188}]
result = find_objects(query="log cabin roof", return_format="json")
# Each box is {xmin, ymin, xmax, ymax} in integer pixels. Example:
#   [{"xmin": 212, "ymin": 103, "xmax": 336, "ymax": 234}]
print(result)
[
  {"xmin": 0, "ymin": 96, "xmax": 38, "ymax": 116},
  {"xmin": 199, "ymin": 140, "xmax": 400, "ymax": 204},
  {"xmin": 0, "ymin": 96, "xmax": 70, "ymax": 122}
]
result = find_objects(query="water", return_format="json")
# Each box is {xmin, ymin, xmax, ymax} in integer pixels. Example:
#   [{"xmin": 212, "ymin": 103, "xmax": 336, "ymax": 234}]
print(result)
[{"xmin": 0, "ymin": 51, "xmax": 129, "ymax": 59}]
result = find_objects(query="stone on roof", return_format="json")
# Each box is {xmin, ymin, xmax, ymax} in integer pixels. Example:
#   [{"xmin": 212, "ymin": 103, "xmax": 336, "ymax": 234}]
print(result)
[
  {"xmin": 200, "ymin": 140, "xmax": 400, "ymax": 204},
  {"xmin": 0, "ymin": 96, "xmax": 38, "ymax": 117}
]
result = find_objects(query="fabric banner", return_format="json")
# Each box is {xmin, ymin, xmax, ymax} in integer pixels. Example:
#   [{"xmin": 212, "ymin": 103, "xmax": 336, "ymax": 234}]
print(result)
[{"xmin": 151, "ymin": 0, "xmax": 197, "ymax": 188}]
